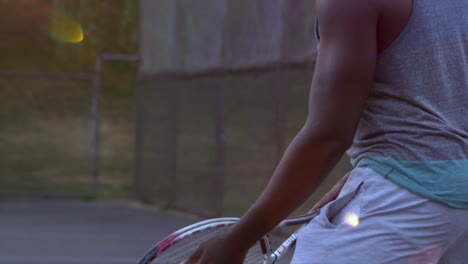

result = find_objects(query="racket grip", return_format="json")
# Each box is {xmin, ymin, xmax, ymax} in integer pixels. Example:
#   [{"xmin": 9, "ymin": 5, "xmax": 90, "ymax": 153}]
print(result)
[{"xmin": 278, "ymin": 209, "xmax": 320, "ymax": 228}]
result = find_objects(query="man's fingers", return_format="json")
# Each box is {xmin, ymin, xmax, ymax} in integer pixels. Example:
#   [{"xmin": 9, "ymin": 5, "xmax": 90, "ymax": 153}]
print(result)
[
  {"xmin": 309, "ymin": 192, "xmax": 334, "ymax": 212},
  {"xmin": 308, "ymin": 171, "xmax": 352, "ymax": 213}
]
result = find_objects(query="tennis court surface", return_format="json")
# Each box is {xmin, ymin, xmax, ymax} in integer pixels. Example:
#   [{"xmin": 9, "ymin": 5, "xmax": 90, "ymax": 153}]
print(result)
[
  {"xmin": 0, "ymin": 200, "xmax": 293, "ymax": 264},
  {"xmin": 0, "ymin": 200, "xmax": 198, "ymax": 264}
]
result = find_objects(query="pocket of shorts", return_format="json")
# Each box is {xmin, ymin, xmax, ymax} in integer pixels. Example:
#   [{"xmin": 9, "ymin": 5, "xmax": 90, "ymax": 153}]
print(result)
[{"xmin": 314, "ymin": 179, "xmax": 364, "ymax": 228}]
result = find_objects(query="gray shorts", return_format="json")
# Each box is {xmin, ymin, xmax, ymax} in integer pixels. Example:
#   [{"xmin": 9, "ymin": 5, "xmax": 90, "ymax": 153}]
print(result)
[{"xmin": 291, "ymin": 167, "xmax": 468, "ymax": 264}]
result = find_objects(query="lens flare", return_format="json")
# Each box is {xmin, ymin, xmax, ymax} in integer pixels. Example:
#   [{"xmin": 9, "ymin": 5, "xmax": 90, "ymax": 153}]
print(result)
[
  {"xmin": 47, "ymin": 8, "xmax": 84, "ymax": 44},
  {"xmin": 343, "ymin": 211, "xmax": 360, "ymax": 227}
]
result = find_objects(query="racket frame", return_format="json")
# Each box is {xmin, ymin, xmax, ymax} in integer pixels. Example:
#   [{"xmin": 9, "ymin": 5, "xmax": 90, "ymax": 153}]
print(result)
[
  {"xmin": 138, "ymin": 209, "xmax": 320, "ymax": 264},
  {"xmin": 138, "ymin": 217, "xmax": 271, "ymax": 264},
  {"xmin": 268, "ymin": 210, "xmax": 319, "ymax": 263}
]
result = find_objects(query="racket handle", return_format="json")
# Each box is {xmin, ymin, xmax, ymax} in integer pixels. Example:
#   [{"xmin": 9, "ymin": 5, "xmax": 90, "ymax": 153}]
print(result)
[{"xmin": 278, "ymin": 209, "xmax": 320, "ymax": 227}]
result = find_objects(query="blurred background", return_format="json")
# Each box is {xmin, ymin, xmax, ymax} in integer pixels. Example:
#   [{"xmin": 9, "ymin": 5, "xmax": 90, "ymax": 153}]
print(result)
[
  {"xmin": 1, "ymin": 0, "xmax": 138, "ymax": 199},
  {"xmin": 0, "ymin": 0, "xmax": 352, "ymax": 217},
  {"xmin": 0, "ymin": 2, "xmax": 353, "ymax": 262}
]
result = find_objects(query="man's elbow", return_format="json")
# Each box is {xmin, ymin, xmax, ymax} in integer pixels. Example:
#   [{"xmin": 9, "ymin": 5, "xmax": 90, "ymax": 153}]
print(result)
[{"xmin": 299, "ymin": 124, "xmax": 353, "ymax": 154}]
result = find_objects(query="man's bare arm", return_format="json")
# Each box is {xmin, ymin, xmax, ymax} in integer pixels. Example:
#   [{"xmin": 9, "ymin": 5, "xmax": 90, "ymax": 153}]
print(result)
[{"xmin": 223, "ymin": 0, "xmax": 380, "ymax": 250}]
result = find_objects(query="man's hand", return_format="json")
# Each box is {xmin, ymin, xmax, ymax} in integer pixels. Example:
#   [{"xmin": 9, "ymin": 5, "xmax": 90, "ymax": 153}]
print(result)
[
  {"xmin": 182, "ymin": 230, "xmax": 248, "ymax": 264},
  {"xmin": 308, "ymin": 171, "xmax": 351, "ymax": 213}
]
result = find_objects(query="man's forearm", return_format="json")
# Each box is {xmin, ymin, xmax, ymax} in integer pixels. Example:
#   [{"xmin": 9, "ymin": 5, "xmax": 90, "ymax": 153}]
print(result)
[{"xmin": 227, "ymin": 127, "xmax": 348, "ymax": 249}]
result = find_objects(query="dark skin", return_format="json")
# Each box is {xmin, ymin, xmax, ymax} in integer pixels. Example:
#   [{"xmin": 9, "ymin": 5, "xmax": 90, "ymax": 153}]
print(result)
[{"xmin": 186, "ymin": 0, "xmax": 413, "ymax": 263}]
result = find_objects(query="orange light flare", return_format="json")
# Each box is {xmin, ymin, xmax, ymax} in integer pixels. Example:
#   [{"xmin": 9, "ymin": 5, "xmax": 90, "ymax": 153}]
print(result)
[{"xmin": 47, "ymin": 8, "xmax": 84, "ymax": 44}]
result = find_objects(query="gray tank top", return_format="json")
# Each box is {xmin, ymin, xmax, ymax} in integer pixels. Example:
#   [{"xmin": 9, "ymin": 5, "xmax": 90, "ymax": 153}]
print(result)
[{"xmin": 321, "ymin": 0, "xmax": 468, "ymax": 208}]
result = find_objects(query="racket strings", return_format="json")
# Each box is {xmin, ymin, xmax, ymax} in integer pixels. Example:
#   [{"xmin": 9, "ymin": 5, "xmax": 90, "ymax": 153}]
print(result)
[
  {"xmin": 155, "ymin": 225, "xmax": 229, "ymax": 263},
  {"xmin": 165, "ymin": 228, "xmax": 226, "ymax": 263},
  {"xmin": 154, "ymin": 226, "xmax": 267, "ymax": 264},
  {"xmin": 244, "ymin": 245, "xmax": 267, "ymax": 264}
]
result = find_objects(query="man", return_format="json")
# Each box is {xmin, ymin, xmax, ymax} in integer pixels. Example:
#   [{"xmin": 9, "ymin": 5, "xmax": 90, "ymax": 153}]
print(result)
[{"xmin": 187, "ymin": 0, "xmax": 468, "ymax": 263}]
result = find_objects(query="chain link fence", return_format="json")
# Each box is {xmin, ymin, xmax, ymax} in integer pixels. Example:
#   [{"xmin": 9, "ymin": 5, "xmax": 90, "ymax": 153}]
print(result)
[{"xmin": 0, "ymin": 54, "xmax": 138, "ymax": 199}]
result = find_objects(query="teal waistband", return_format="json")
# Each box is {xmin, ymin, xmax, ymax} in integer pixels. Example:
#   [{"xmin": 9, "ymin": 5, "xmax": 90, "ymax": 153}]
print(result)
[{"xmin": 357, "ymin": 157, "xmax": 468, "ymax": 209}]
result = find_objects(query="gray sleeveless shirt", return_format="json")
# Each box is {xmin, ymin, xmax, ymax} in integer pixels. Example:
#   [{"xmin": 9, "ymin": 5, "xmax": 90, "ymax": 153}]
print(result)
[{"xmin": 329, "ymin": 0, "xmax": 468, "ymax": 208}]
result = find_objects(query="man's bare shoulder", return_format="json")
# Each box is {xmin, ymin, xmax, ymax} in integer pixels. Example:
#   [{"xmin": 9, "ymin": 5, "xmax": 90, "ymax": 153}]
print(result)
[
  {"xmin": 315, "ymin": 0, "xmax": 382, "ymax": 43},
  {"xmin": 316, "ymin": 0, "xmax": 381, "ymax": 21}
]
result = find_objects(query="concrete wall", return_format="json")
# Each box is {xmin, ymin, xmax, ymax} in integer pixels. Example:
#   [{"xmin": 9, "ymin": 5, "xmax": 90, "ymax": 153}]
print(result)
[
  {"xmin": 139, "ymin": 0, "xmax": 317, "ymax": 75},
  {"xmin": 134, "ymin": 1, "xmax": 354, "ymax": 217}
]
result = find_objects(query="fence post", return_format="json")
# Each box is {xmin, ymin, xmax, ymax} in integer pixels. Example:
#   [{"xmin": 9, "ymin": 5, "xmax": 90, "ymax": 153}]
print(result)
[
  {"xmin": 214, "ymin": 82, "xmax": 226, "ymax": 217},
  {"xmin": 274, "ymin": 78, "xmax": 287, "ymax": 165},
  {"xmin": 91, "ymin": 54, "xmax": 140, "ymax": 199},
  {"xmin": 91, "ymin": 55, "xmax": 103, "ymax": 197},
  {"xmin": 167, "ymin": 83, "xmax": 179, "ymax": 209}
]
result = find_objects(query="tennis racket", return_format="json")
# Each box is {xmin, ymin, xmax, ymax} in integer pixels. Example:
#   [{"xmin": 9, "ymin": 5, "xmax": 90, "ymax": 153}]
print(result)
[{"xmin": 137, "ymin": 209, "xmax": 319, "ymax": 264}]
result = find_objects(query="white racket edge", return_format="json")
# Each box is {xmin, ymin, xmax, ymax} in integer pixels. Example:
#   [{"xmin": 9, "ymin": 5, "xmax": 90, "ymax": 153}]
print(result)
[
  {"xmin": 268, "ymin": 209, "xmax": 320, "ymax": 264},
  {"xmin": 137, "ymin": 209, "xmax": 320, "ymax": 264}
]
